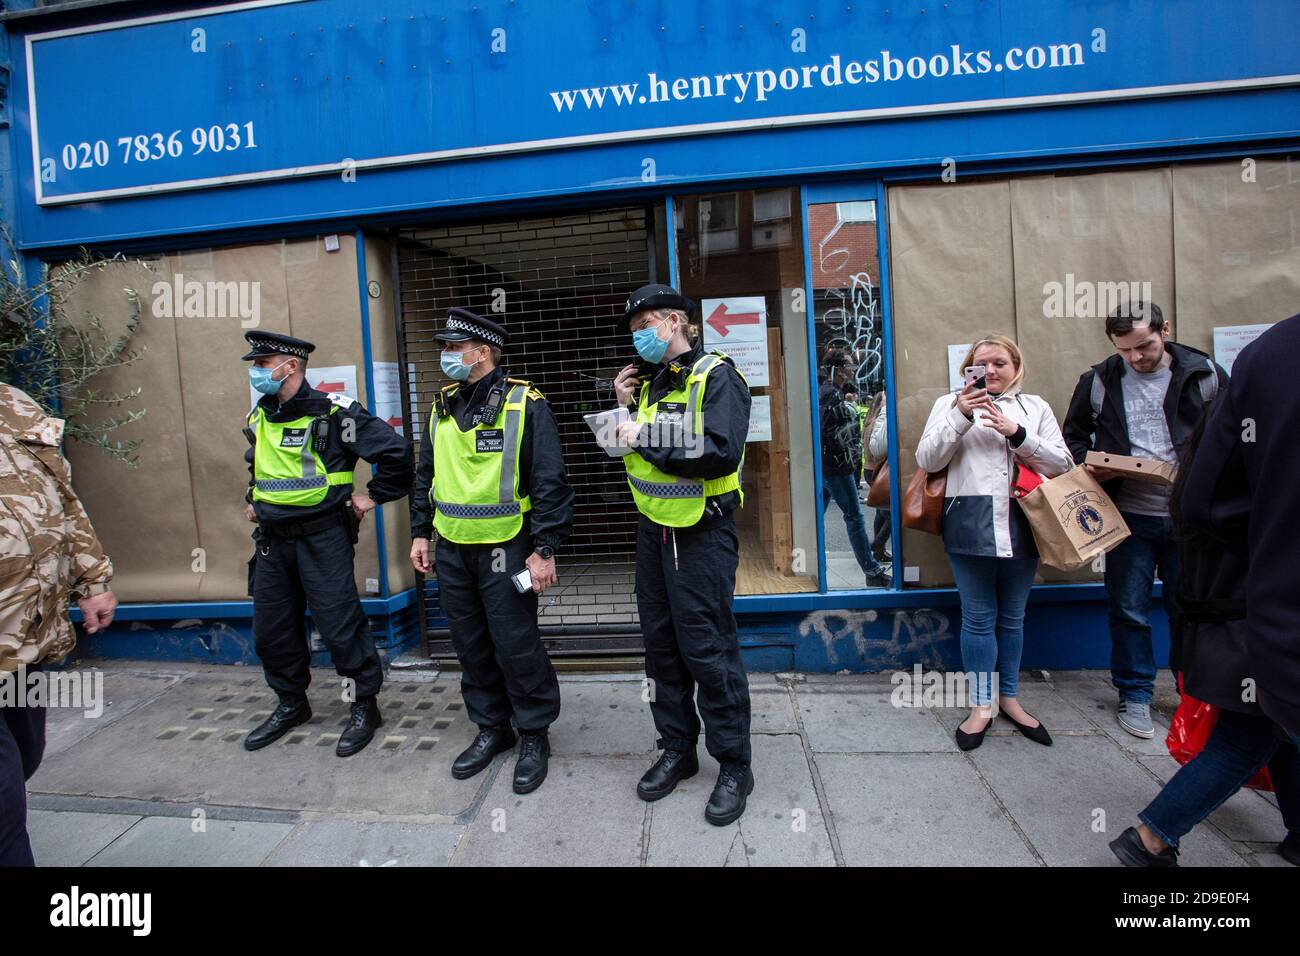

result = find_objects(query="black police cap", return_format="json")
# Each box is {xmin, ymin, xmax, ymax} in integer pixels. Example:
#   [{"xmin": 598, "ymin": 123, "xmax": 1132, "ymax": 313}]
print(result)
[
  {"xmin": 620, "ymin": 283, "xmax": 696, "ymax": 331},
  {"xmin": 435, "ymin": 308, "xmax": 508, "ymax": 348},
  {"xmin": 241, "ymin": 331, "xmax": 316, "ymax": 361}
]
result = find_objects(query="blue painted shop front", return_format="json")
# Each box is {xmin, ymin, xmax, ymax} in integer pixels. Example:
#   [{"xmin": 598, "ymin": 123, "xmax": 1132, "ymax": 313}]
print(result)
[{"xmin": 4, "ymin": 0, "xmax": 1293, "ymax": 672}]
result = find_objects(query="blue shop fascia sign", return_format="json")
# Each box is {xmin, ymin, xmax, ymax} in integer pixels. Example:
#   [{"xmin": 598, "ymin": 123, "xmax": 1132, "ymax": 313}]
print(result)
[{"xmin": 5, "ymin": 0, "xmax": 1299, "ymax": 247}]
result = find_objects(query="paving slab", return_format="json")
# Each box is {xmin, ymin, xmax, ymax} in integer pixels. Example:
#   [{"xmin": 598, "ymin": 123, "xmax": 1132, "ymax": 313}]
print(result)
[
  {"xmin": 40, "ymin": 668, "xmax": 185, "ymax": 759},
  {"xmin": 817, "ymin": 752, "xmax": 1038, "ymax": 866},
  {"xmin": 31, "ymin": 670, "xmax": 485, "ymax": 817},
  {"xmin": 84, "ymin": 815, "xmax": 294, "ymax": 867},
  {"xmin": 646, "ymin": 733, "xmax": 834, "ymax": 867},
  {"xmin": 450, "ymin": 756, "xmax": 646, "ymax": 866},
  {"xmin": 1052, "ymin": 676, "xmax": 1173, "ymax": 756},
  {"xmin": 549, "ymin": 678, "xmax": 654, "ymax": 756},
  {"xmin": 27, "ymin": 810, "xmax": 141, "ymax": 867},
  {"xmin": 266, "ymin": 820, "xmax": 464, "ymax": 867},
  {"xmin": 748, "ymin": 675, "xmax": 800, "ymax": 733},
  {"xmin": 797, "ymin": 683, "xmax": 957, "ymax": 753},
  {"xmin": 971, "ymin": 734, "xmax": 1245, "ymax": 867}
]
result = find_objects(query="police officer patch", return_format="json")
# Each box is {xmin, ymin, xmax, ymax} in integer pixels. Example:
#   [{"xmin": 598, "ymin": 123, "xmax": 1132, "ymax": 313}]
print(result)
[
  {"xmin": 475, "ymin": 429, "xmax": 504, "ymax": 453},
  {"xmin": 280, "ymin": 428, "xmax": 309, "ymax": 448}
]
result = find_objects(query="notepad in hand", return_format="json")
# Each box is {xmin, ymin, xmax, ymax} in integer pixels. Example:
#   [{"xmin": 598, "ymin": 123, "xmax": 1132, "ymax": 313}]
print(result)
[{"xmin": 583, "ymin": 406, "xmax": 632, "ymax": 457}]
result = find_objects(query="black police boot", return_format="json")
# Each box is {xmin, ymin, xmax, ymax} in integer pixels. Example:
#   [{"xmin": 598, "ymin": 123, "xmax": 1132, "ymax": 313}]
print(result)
[
  {"xmin": 513, "ymin": 731, "xmax": 550, "ymax": 794},
  {"xmin": 636, "ymin": 748, "xmax": 700, "ymax": 801},
  {"xmin": 336, "ymin": 698, "xmax": 383, "ymax": 758},
  {"xmin": 243, "ymin": 697, "xmax": 312, "ymax": 751},
  {"xmin": 451, "ymin": 724, "xmax": 517, "ymax": 780},
  {"xmin": 705, "ymin": 762, "xmax": 755, "ymax": 826}
]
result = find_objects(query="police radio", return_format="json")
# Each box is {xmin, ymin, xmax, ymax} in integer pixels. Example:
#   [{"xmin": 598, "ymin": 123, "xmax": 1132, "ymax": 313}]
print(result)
[
  {"xmin": 311, "ymin": 415, "xmax": 330, "ymax": 453},
  {"xmin": 474, "ymin": 382, "xmax": 506, "ymax": 426}
]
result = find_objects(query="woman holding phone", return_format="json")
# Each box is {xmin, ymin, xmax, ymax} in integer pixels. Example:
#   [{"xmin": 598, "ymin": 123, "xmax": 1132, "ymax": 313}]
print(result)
[{"xmin": 915, "ymin": 334, "xmax": 1073, "ymax": 750}]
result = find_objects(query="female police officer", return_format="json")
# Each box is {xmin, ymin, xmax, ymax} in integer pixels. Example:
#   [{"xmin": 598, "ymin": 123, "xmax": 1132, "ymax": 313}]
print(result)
[{"xmin": 613, "ymin": 284, "xmax": 755, "ymax": 826}]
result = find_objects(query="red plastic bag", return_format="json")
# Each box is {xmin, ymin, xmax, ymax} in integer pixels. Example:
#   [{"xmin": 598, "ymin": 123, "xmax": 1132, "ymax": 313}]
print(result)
[{"xmin": 1166, "ymin": 674, "xmax": 1274, "ymax": 792}]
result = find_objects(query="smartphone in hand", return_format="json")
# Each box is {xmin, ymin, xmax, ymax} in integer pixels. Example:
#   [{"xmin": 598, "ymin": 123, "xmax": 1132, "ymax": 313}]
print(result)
[
  {"xmin": 963, "ymin": 364, "xmax": 988, "ymax": 391},
  {"xmin": 511, "ymin": 567, "xmax": 533, "ymax": 593}
]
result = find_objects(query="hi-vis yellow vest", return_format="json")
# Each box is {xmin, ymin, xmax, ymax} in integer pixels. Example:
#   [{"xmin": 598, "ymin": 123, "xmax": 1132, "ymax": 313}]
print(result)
[
  {"xmin": 249, "ymin": 404, "xmax": 354, "ymax": 506},
  {"xmin": 624, "ymin": 351, "xmax": 745, "ymax": 527},
  {"xmin": 430, "ymin": 380, "xmax": 533, "ymax": 544}
]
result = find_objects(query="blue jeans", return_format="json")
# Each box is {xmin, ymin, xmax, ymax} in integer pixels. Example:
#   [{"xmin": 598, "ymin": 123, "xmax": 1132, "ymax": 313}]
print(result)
[
  {"xmin": 1105, "ymin": 512, "xmax": 1180, "ymax": 704},
  {"xmin": 822, "ymin": 471, "xmax": 882, "ymax": 576},
  {"xmin": 1140, "ymin": 709, "xmax": 1300, "ymax": 848},
  {"xmin": 948, "ymin": 552, "xmax": 1039, "ymax": 706}
]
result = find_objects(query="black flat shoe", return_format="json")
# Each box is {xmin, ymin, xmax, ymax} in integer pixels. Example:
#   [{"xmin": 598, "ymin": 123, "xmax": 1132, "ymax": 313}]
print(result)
[
  {"xmin": 1001, "ymin": 709, "xmax": 1053, "ymax": 746},
  {"xmin": 955, "ymin": 715, "xmax": 993, "ymax": 751},
  {"xmin": 1110, "ymin": 826, "xmax": 1179, "ymax": 867}
]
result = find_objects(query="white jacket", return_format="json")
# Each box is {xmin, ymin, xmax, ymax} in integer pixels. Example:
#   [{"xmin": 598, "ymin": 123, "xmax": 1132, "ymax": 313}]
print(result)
[{"xmin": 915, "ymin": 387, "xmax": 1073, "ymax": 559}]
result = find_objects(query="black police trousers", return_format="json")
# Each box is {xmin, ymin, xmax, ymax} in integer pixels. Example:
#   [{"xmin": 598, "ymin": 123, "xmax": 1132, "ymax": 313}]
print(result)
[
  {"xmin": 0, "ymin": 690, "xmax": 45, "ymax": 867},
  {"xmin": 636, "ymin": 513, "xmax": 752, "ymax": 767},
  {"xmin": 251, "ymin": 513, "xmax": 383, "ymax": 702},
  {"xmin": 435, "ymin": 529, "xmax": 560, "ymax": 732}
]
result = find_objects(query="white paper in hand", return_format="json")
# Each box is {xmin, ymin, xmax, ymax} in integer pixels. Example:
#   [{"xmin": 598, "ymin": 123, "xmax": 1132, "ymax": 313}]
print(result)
[{"xmin": 584, "ymin": 405, "xmax": 632, "ymax": 457}]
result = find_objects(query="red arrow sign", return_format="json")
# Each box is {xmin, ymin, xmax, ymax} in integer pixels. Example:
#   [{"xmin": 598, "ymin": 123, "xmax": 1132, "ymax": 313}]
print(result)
[
  {"xmin": 316, "ymin": 381, "xmax": 345, "ymax": 393},
  {"xmin": 706, "ymin": 301, "xmax": 762, "ymax": 337}
]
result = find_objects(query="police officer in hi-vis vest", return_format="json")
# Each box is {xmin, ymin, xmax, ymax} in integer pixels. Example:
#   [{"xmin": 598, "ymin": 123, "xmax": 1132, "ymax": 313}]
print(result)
[
  {"xmin": 613, "ymin": 284, "xmax": 755, "ymax": 826},
  {"xmin": 410, "ymin": 309, "xmax": 573, "ymax": 794},
  {"xmin": 241, "ymin": 332, "xmax": 412, "ymax": 757}
]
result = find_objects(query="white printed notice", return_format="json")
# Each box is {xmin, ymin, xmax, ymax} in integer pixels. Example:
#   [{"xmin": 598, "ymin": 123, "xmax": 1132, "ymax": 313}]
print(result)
[
  {"xmin": 373, "ymin": 361, "xmax": 417, "ymax": 435},
  {"xmin": 1213, "ymin": 323, "xmax": 1273, "ymax": 375},
  {"xmin": 702, "ymin": 296, "xmax": 769, "ymax": 387},
  {"xmin": 947, "ymin": 344, "xmax": 972, "ymax": 392},
  {"xmin": 747, "ymin": 396, "xmax": 772, "ymax": 443}
]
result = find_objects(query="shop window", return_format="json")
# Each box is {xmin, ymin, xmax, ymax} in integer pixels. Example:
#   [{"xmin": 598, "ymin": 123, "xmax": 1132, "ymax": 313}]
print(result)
[
  {"xmin": 698, "ymin": 193, "xmax": 739, "ymax": 254},
  {"xmin": 808, "ymin": 197, "xmax": 892, "ymax": 590},
  {"xmin": 674, "ymin": 187, "xmax": 817, "ymax": 594}
]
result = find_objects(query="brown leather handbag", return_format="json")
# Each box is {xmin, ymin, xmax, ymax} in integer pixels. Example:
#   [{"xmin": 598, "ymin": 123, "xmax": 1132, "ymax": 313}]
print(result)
[
  {"xmin": 866, "ymin": 465, "xmax": 891, "ymax": 508},
  {"xmin": 902, "ymin": 466, "xmax": 947, "ymax": 535}
]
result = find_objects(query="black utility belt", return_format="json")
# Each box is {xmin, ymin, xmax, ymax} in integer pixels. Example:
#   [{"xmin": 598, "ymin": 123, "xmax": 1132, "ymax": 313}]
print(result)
[{"xmin": 258, "ymin": 506, "xmax": 352, "ymax": 540}]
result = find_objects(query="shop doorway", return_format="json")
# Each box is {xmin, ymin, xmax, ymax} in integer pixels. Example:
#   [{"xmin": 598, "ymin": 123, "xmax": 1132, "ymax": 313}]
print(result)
[{"xmin": 394, "ymin": 204, "xmax": 667, "ymax": 657}]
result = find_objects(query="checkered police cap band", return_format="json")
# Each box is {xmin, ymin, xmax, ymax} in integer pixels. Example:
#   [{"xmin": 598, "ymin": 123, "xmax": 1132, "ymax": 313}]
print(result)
[
  {"xmin": 446, "ymin": 315, "xmax": 505, "ymax": 347},
  {"xmin": 248, "ymin": 336, "xmax": 310, "ymax": 358}
]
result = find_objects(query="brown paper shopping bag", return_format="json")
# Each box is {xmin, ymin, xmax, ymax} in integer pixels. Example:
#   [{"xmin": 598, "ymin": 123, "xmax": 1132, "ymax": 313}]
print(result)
[{"xmin": 1017, "ymin": 466, "xmax": 1131, "ymax": 570}]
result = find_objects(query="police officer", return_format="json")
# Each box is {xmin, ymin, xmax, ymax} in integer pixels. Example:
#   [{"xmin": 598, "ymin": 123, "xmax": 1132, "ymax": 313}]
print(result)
[
  {"xmin": 613, "ymin": 284, "xmax": 755, "ymax": 826},
  {"xmin": 410, "ymin": 309, "xmax": 573, "ymax": 794},
  {"xmin": 241, "ymin": 332, "xmax": 412, "ymax": 757}
]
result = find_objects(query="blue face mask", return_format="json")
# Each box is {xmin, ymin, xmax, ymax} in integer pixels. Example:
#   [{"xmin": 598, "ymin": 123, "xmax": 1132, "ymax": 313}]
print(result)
[
  {"xmin": 440, "ymin": 348, "xmax": 479, "ymax": 381},
  {"xmin": 632, "ymin": 319, "xmax": 670, "ymax": 364},
  {"xmin": 249, "ymin": 359, "xmax": 290, "ymax": 395}
]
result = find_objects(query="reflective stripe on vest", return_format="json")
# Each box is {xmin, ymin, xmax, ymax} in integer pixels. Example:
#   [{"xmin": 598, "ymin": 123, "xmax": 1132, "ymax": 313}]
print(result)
[
  {"xmin": 624, "ymin": 352, "xmax": 745, "ymax": 527},
  {"xmin": 249, "ymin": 406, "xmax": 354, "ymax": 506},
  {"xmin": 430, "ymin": 383, "xmax": 532, "ymax": 544}
]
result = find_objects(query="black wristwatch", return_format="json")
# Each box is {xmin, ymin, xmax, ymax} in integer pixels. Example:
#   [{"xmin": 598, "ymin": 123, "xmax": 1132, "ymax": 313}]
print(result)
[{"xmin": 534, "ymin": 544, "xmax": 555, "ymax": 559}]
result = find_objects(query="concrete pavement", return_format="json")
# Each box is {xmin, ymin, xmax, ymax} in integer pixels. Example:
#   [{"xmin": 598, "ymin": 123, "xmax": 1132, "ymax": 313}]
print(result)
[{"xmin": 23, "ymin": 661, "xmax": 1293, "ymax": 867}]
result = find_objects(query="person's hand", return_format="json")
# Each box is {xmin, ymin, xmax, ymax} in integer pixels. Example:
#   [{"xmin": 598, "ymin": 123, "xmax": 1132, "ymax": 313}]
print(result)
[
  {"xmin": 349, "ymin": 494, "xmax": 376, "ymax": 521},
  {"xmin": 245, "ymin": 503, "xmax": 256, "ymax": 523},
  {"xmin": 953, "ymin": 383, "xmax": 989, "ymax": 419},
  {"xmin": 615, "ymin": 420, "xmax": 643, "ymax": 447},
  {"xmin": 614, "ymin": 364, "xmax": 641, "ymax": 407},
  {"xmin": 526, "ymin": 551, "xmax": 558, "ymax": 593},
  {"xmin": 978, "ymin": 402, "xmax": 1019, "ymax": 437},
  {"xmin": 77, "ymin": 590, "xmax": 118, "ymax": 634},
  {"xmin": 1086, "ymin": 464, "xmax": 1122, "ymax": 482},
  {"xmin": 410, "ymin": 537, "xmax": 432, "ymax": 574}
]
